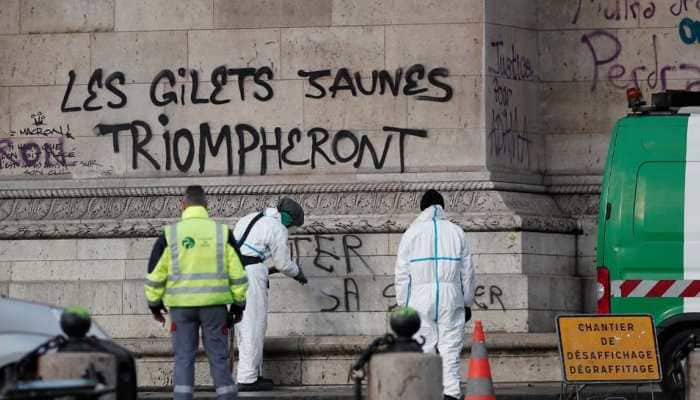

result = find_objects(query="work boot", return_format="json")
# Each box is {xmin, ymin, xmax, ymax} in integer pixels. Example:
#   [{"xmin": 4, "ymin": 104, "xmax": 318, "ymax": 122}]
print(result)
[
  {"xmin": 237, "ymin": 377, "xmax": 274, "ymax": 392},
  {"xmin": 443, "ymin": 396, "xmax": 459, "ymax": 400}
]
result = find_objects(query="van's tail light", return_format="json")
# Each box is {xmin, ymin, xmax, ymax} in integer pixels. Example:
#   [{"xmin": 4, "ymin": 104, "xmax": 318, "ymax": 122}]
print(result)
[{"xmin": 597, "ymin": 267, "xmax": 611, "ymax": 314}]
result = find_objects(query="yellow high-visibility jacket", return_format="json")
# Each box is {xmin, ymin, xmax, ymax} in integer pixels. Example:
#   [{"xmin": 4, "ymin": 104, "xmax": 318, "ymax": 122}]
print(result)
[{"xmin": 145, "ymin": 206, "xmax": 247, "ymax": 308}]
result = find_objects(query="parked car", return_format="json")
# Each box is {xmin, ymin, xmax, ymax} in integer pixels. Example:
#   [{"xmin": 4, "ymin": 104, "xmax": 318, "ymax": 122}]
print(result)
[
  {"xmin": 0, "ymin": 296, "xmax": 109, "ymax": 371},
  {"xmin": 0, "ymin": 296, "xmax": 137, "ymax": 399}
]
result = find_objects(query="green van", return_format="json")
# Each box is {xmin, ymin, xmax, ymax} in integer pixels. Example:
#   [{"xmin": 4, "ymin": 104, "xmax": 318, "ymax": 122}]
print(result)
[{"xmin": 597, "ymin": 89, "xmax": 700, "ymax": 397}]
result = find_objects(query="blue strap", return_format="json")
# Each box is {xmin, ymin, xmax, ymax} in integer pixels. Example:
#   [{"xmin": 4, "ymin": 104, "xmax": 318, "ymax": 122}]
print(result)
[
  {"xmin": 406, "ymin": 275, "xmax": 412, "ymax": 306},
  {"xmin": 243, "ymin": 243, "xmax": 266, "ymax": 259},
  {"xmin": 410, "ymin": 256, "xmax": 462, "ymax": 263},
  {"xmin": 433, "ymin": 206, "xmax": 440, "ymax": 322}
]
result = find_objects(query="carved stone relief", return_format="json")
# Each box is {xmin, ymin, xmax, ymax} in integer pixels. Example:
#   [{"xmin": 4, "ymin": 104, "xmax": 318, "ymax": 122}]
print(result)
[{"xmin": 0, "ymin": 182, "xmax": 597, "ymax": 238}]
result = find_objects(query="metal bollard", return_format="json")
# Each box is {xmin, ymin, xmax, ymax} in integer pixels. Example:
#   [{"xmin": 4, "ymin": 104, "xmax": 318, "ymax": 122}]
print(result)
[
  {"xmin": 351, "ymin": 308, "xmax": 443, "ymax": 400},
  {"xmin": 688, "ymin": 350, "xmax": 700, "ymax": 400},
  {"xmin": 39, "ymin": 352, "xmax": 118, "ymax": 400},
  {"xmin": 367, "ymin": 352, "xmax": 443, "ymax": 400}
]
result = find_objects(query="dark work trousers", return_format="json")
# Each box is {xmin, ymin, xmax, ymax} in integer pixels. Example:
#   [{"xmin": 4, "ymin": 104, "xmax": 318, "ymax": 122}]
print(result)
[{"xmin": 170, "ymin": 306, "xmax": 236, "ymax": 400}]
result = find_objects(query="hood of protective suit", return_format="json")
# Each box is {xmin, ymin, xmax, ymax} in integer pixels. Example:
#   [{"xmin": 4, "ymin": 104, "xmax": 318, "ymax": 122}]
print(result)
[
  {"xmin": 277, "ymin": 197, "xmax": 304, "ymax": 227},
  {"xmin": 413, "ymin": 204, "xmax": 446, "ymax": 224}
]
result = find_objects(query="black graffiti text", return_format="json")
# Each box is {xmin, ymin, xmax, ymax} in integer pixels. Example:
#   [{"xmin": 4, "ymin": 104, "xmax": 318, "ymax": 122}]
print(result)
[
  {"xmin": 299, "ymin": 65, "xmax": 453, "ymax": 103},
  {"xmin": 474, "ymin": 285, "xmax": 506, "ymax": 311},
  {"xmin": 488, "ymin": 77, "xmax": 531, "ymax": 169},
  {"xmin": 150, "ymin": 66, "xmax": 274, "ymax": 106},
  {"xmin": 321, "ymin": 277, "xmax": 360, "ymax": 312},
  {"xmin": 488, "ymin": 41, "xmax": 534, "ymax": 81},
  {"xmin": 289, "ymin": 234, "xmax": 374, "ymax": 275},
  {"xmin": 61, "ymin": 69, "xmax": 127, "ymax": 112},
  {"xmin": 95, "ymin": 117, "xmax": 427, "ymax": 175}
]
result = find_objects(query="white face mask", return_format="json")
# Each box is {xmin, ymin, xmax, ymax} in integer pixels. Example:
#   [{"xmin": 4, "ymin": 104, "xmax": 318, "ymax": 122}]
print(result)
[{"xmin": 287, "ymin": 226, "xmax": 298, "ymax": 234}]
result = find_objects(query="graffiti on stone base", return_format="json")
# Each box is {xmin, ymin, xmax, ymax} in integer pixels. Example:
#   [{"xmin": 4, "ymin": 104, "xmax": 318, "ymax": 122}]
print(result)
[
  {"xmin": 1, "ymin": 113, "xmax": 112, "ymax": 177},
  {"xmin": 486, "ymin": 39, "xmax": 535, "ymax": 171},
  {"xmin": 679, "ymin": 17, "xmax": 700, "ymax": 44},
  {"xmin": 286, "ymin": 234, "xmax": 507, "ymax": 313},
  {"xmin": 565, "ymin": 1, "xmax": 700, "ymax": 91},
  {"xmin": 59, "ymin": 64, "xmax": 455, "ymax": 176},
  {"xmin": 581, "ymin": 30, "xmax": 700, "ymax": 92},
  {"xmin": 571, "ymin": 0, "xmax": 700, "ymax": 25}
]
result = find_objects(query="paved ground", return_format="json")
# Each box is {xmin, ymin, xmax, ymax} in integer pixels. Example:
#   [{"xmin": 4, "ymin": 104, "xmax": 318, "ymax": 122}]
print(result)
[{"xmin": 139, "ymin": 383, "xmax": 667, "ymax": 399}]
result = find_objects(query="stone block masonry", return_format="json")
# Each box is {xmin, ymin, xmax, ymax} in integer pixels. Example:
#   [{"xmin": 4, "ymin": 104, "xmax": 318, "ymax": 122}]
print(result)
[
  {"xmin": 0, "ymin": 34, "xmax": 90, "ymax": 86},
  {"xmin": 2, "ymin": 230, "xmax": 579, "ymax": 336},
  {"xmin": 214, "ymin": 0, "xmax": 332, "ymax": 29},
  {"xmin": 20, "ymin": 0, "xmax": 114, "ymax": 34},
  {"xmin": 115, "ymin": 0, "xmax": 212, "ymax": 31}
]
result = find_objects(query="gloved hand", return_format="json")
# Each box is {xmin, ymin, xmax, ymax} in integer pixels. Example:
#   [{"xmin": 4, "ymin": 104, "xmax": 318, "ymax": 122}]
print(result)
[
  {"xmin": 149, "ymin": 303, "xmax": 167, "ymax": 326},
  {"xmin": 465, "ymin": 307, "xmax": 472, "ymax": 323},
  {"xmin": 227, "ymin": 304, "xmax": 245, "ymax": 327},
  {"xmin": 294, "ymin": 269, "xmax": 308, "ymax": 285}
]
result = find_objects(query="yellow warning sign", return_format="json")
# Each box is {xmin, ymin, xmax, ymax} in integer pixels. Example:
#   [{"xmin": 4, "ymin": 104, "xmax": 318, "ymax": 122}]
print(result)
[{"xmin": 556, "ymin": 315, "xmax": 661, "ymax": 383}]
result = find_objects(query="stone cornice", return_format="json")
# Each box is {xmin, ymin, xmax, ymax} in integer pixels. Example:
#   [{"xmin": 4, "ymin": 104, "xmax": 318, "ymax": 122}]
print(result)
[
  {"xmin": 547, "ymin": 184, "xmax": 601, "ymax": 194},
  {"xmin": 0, "ymin": 181, "xmax": 548, "ymax": 199},
  {"xmin": 0, "ymin": 181, "xmax": 602, "ymax": 200},
  {"xmin": 0, "ymin": 214, "xmax": 578, "ymax": 238},
  {"xmin": 0, "ymin": 181, "xmax": 582, "ymax": 238}
]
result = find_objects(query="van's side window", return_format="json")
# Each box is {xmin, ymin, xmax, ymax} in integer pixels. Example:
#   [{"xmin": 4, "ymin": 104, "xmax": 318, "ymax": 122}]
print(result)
[{"xmin": 634, "ymin": 162, "xmax": 685, "ymax": 241}]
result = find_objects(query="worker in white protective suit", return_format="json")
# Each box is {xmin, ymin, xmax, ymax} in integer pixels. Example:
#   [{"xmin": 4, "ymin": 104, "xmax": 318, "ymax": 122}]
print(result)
[
  {"xmin": 394, "ymin": 189, "xmax": 475, "ymax": 400},
  {"xmin": 233, "ymin": 197, "xmax": 308, "ymax": 391}
]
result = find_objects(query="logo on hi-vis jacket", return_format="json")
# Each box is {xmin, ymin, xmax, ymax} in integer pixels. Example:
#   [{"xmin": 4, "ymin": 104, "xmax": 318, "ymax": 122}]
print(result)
[{"xmin": 181, "ymin": 237, "xmax": 195, "ymax": 249}]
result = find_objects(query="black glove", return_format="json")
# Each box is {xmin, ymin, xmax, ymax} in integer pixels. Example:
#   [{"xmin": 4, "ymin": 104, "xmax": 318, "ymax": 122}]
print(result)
[
  {"xmin": 149, "ymin": 303, "xmax": 167, "ymax": 325},
  {"xmin": 294, "ymin": 269, "xmax": 308, "ymax": 285},
  {"xmin": 465, "ymin": 307, "xmax": 472, "ymax": 323},
  {"xmin": 227, "ymin": 304, "xmax": 245, "ymax": 327}
]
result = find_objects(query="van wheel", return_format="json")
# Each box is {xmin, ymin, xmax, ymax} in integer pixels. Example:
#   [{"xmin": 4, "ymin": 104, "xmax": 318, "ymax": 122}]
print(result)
[{"xmin": 661, "ymin": 329, "xmax": 700, "ymax": 400}]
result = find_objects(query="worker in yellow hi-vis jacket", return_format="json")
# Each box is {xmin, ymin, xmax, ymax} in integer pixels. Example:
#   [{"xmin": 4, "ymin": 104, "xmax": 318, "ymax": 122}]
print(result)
[{"xmin": 145, "ymin": 185, "xmax": 248, "ymax": 400}]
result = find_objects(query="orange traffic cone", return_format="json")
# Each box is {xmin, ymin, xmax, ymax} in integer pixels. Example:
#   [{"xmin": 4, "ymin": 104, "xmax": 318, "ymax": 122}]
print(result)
[{"xmin": 464, "ymin": 320, "xmax": 496, "ymax": 400}]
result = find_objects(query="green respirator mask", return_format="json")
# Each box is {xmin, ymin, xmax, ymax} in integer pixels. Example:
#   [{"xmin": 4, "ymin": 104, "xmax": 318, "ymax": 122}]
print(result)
[{"xmin": 280, "ymin": 211, "xmax": 294, "ymax": 228}]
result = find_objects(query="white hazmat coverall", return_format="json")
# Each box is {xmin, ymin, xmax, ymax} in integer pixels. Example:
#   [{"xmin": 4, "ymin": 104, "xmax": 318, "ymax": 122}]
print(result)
[
  {"xmin": 395, "ymin": 205, "xmax": 475, "ymax": 398},
  {"xmin": 234, "ymin": 207, "xmax": 301, "ymax": 384}
]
